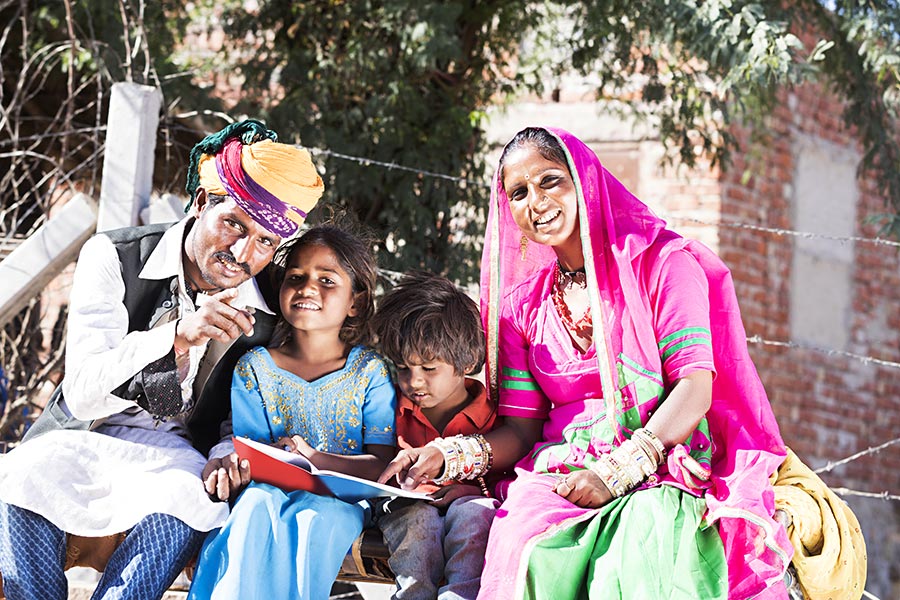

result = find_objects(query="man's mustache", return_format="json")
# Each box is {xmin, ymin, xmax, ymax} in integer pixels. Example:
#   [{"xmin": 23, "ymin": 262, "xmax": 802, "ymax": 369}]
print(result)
[{"xmin": 213, "ymin": 251, "xmax": 250, "ymax": 275}]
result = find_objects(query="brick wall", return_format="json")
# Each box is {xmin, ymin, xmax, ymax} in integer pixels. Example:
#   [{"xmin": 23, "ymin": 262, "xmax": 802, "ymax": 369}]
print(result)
[{"xmin": 720, "ymin": 83, "xmax": 900, "ymax": 596}]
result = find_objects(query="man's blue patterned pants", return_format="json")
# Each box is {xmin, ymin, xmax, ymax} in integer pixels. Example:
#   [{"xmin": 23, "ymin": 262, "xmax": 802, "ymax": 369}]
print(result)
[{"xmin": 0, "ymin": 499, "xmax": 205, "ymax": 600}]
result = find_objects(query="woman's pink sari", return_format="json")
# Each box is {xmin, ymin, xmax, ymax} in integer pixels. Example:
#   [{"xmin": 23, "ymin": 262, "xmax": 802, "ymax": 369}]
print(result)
[{"xmin": 480, "ymin": 128, "xmax": 792, "ymax": 598}]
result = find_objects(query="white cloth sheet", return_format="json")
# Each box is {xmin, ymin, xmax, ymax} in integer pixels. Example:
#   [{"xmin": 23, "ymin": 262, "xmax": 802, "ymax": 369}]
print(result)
[
  {"xmin": 0, "ymin": 218, "xmax": 273, "ymax": 536},
  {"xmin": 0, "ymin": 428, "xmax": 228, "ymax": 535}
]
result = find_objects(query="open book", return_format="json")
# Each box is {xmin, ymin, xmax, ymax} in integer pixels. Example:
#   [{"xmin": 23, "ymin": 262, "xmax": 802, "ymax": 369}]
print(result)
[{"xmin": 233, "ymin": 436, "xmax": 431, "ymax": 503}]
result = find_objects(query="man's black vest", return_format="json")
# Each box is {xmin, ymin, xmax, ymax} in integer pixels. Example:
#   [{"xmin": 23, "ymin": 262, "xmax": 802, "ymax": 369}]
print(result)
[{"xmin": 24, "ymin": 222, "xmax": 278, "ymax": 455}]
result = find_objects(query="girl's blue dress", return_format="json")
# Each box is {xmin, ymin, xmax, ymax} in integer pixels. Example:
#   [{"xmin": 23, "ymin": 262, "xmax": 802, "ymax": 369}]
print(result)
[{"xmin": 188, "ymin": 345, "xmax": 396, "ymax": 600}]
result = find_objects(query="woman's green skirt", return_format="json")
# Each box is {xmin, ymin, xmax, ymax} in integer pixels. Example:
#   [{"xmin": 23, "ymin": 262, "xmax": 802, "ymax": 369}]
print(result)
[{"xmin": 523, "ymin": 486, "xmax": 727, "ymax": 600}]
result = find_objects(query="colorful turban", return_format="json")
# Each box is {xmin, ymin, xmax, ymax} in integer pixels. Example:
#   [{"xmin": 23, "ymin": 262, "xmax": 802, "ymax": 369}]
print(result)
[{"xmin": 185, "ymin": 119, "xmax": 324, "ymax": 237}]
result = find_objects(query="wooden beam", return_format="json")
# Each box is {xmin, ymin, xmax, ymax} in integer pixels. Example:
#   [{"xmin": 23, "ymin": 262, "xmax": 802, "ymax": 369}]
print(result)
[
  {"xmin": 97, "ymin": 82, "xmax": 162, "ymax": 231},
  {"xmin": 0, "ymin": 193, "xmax": 97, "ymax": 329}
]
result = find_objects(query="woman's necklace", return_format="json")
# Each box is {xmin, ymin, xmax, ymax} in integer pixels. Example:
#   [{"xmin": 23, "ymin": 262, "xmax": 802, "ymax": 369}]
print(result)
[
  {"xmin": 552, "ymin": 262, "xmax": 592, "ymax": 340},
  {"xmin": 555, "ymin": 261, "xmax": 587, "ymax": 289}
]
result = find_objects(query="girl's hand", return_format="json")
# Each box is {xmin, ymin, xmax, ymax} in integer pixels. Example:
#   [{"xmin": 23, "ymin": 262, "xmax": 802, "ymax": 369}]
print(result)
[
  {"xmin": 275, "ymin": 435, "xmax": 315, "ymax": 460},
  {"xmin": 377, "ymin": 445, "xmax": 444, "ymax": 490},
  {"xmin": 553, "ymin": 470, "xmax": 613, "ymax": 508},
  {"xmin": 429, "ymin": 483, "xmax": 483, "ymax": 509}
]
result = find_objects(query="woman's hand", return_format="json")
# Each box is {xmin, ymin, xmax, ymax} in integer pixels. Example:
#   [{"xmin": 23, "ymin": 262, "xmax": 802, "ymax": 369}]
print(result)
[
  {"xmin": 275, "ymin": 435, "xmax": 315, "ymax": 460},
  {"xmin": 377, "ymin": 445, "xmax": 444, "ymax": 490},
  {"xmin": 553, "ymin": 470, "xmax": 614, "ymax": 508},
  {"xmin": 429, "ymin": 483, "xmax": 483, "ymax": 509}
]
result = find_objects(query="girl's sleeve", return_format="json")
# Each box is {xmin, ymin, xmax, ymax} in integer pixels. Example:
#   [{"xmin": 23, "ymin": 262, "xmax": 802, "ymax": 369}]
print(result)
[
  {"xmin": 652, "ymin": 249, "xmax": 716, "ymax": 384},
  {"xmin": 497, "ymin": 293, "xmax": 551, "ymax": 420},
  {"xmin": 230, "ymin": 349, "xmax": 279, "ymax": 443},
  {"xmin": 361, "ymin": 356, "xmax": 397, "ymax": 447}
]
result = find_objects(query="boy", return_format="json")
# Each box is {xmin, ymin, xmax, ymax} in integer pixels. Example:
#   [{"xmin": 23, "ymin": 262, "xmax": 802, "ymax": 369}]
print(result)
[{"xmin": 372, "ymin": 271, "xmax": 498, "ymax": 600}]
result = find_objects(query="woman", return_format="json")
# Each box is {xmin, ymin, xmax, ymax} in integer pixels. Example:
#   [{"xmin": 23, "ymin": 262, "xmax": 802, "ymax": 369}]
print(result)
[{"xmin": 381, "ymin": 127, "xmax": 792, "ymax": 599}]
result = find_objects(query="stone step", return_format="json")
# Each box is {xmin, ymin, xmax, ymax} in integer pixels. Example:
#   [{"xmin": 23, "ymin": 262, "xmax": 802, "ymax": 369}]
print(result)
[
  {"xmin": 66, "ymin": 567, "xmax": 187, "ymax": 599},
  {"xmin": 63, "ymin": 568, "xmax": 391, "ymax": 599}
]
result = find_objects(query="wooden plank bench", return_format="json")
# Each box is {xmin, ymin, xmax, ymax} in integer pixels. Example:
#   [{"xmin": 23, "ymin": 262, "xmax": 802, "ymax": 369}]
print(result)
[{"xmin": 336, "ymin": 528, "xmax": 395, "ymax": 585}]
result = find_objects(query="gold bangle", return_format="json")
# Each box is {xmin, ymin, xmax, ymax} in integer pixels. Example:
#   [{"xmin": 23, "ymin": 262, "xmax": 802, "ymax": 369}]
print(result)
[{"xmin": 634, "ymin": 428, "xmax": 666, "ymax": 462}]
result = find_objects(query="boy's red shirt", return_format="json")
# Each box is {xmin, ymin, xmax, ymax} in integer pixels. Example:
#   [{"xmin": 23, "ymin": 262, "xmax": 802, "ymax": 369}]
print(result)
[{"xmin": 395, "ymin": 378, "xmax": 497, "ymax": 450}]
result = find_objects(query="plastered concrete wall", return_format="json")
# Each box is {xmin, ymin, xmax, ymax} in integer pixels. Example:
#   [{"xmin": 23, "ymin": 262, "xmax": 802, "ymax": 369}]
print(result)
[
  {"xmin": 790, "ymin": 132, "xmax": 859, "ymax": 351},
  {"xmin": 721, "ymin": 85, "xmax": 900, "ymax": 599}
]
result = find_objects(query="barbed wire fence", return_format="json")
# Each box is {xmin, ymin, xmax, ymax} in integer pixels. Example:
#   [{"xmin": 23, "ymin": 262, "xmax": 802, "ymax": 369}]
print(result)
[
  {"xmin": 0, "ymin": 0, "xmax": 170, "ymax": 443},
  {"xmin": 3, "ymin": 115, "xmax": 899, "ymax": 491},
  {"xmin": 0, "ymin": 0, "xmax": 107, "ymax": 443},
  {"xmin": 0, "ymin": 22, "xmax": 897, "ymax": 599}
]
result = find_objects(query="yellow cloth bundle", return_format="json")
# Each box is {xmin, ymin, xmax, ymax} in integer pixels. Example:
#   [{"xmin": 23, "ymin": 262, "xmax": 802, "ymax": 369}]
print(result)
[{"xmin": 771, "ymin": 448, "xmax": 867, "ymax": 600}]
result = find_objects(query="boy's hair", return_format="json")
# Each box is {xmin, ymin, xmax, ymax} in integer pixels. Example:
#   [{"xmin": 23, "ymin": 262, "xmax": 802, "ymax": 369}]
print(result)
[
  {"xmin": 373, "ymin": 271, "xmax": 485, "ymax": 375},
  {"xmin": 274, "ymin": 218, "xmax": 378, "ymax": 346}
]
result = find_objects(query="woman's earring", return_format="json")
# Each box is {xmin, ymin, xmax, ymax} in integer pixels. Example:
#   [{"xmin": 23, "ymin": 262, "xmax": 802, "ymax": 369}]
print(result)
[{"xmin": 520, "ymin": 235, "xmax": 528, "ymax": 260}]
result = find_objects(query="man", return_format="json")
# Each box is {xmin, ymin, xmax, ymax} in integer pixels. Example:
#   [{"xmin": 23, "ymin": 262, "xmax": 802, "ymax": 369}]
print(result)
[{"xmin": 0, "ymin": 120, "xmax": 324, "ymax": 599}]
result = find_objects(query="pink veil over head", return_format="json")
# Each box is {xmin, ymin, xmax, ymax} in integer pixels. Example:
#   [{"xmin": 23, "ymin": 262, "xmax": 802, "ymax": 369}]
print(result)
[{"xmin": 480, "ymin": 127, "xmax": 792, "ymax": 598}]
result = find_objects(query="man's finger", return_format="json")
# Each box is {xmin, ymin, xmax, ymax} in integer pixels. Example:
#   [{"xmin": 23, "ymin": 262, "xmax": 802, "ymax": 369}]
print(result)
[
  {"xmin": 202, "ymin": 310, "xmax": 243, "ymax": 340},
  {"xmin": 226, "ymin": 454, "xmax": 242, "ymax": 486},
  {"xmin": 215, "ymin": 467, "xmax": 230, "ymax": 501},
  {"xmin": 239, "ymin": 459, "xmax": 251, "ymax": 486},
  {"xmin": 204, "ymin": 470, "xmax": 218, "ymax": 496},
  {"xmin": 208, "ymin": 288, "xmax": 240, "ymax": 304},
  {"xmin": 214, "ymin": 303, "xmax": 255, "ymax": 337},
  {"xmin": 207, "ymin": 307, "xmax": 254, "ymax": 340},
  {"xmin": 194, "ymin": 314, "xmax": 244, "ymax": 344},
  {"xmin": 189, "ymin": 297, "xmax": 255, "ymax": 342}
]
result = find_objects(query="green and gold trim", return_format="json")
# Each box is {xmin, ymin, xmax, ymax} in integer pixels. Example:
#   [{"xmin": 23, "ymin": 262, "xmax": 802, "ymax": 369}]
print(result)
[
  {"xmin": 658, "ymin": 327, "xmax": 711, "ymax": 361},
  {"xmin": 500, "ymin": 366, "xmax": 540, "ymax": 392}
]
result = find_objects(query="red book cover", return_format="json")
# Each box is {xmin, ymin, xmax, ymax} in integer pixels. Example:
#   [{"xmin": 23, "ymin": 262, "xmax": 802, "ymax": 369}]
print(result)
[
  {"xmin": 234, "ymin": 436, "xmax": 332, "ymax": 496},
  {"xmin": 233, "ymin": 436, "xmax": 430, "ymax": 503}
]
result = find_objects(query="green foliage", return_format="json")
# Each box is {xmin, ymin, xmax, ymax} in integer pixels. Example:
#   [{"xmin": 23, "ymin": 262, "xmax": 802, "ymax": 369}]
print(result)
[
  {"xmin": 560, "ymin": 0, "xmax": 899, "ymax": 236},
  {"xmin": 548, "ymin": 1, "xmax": 810, "ymax": 171},
  {"xmin": 793, "ymin": 0, "xmax": 900, "ymax": 236},
  {"xmin": 0, "ymin": 0, "xmax": 218, "ymax": 198},
  {"xmin": 3, "ymin": 0, "xmax": 190, "ymax": 89},
  {"xmin": 6, "ymin": 0, "xmax": 900, "ymax": 278},
  {"xmin": 185, "ymin": 0, "xmax": 535, "ymax": 283}
]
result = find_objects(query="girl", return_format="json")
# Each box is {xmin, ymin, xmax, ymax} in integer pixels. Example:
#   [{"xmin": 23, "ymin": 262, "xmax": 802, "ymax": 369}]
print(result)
[{"xmin": 188, "ymin": 223, "xmax": 396, "ymax": 600}]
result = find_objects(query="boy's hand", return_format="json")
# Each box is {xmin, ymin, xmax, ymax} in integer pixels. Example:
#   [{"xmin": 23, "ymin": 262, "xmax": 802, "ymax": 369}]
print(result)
[
  {"xmin": 202, "ymin": 452, "xmax": 251, "ymax": 502},
  {"xmin": 378, "ymin": 446, "xmax": 444, "ymax": 490},
  {"xmin": 429, "ymin": 483, "xmax": 483, "ymax": 509}
]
